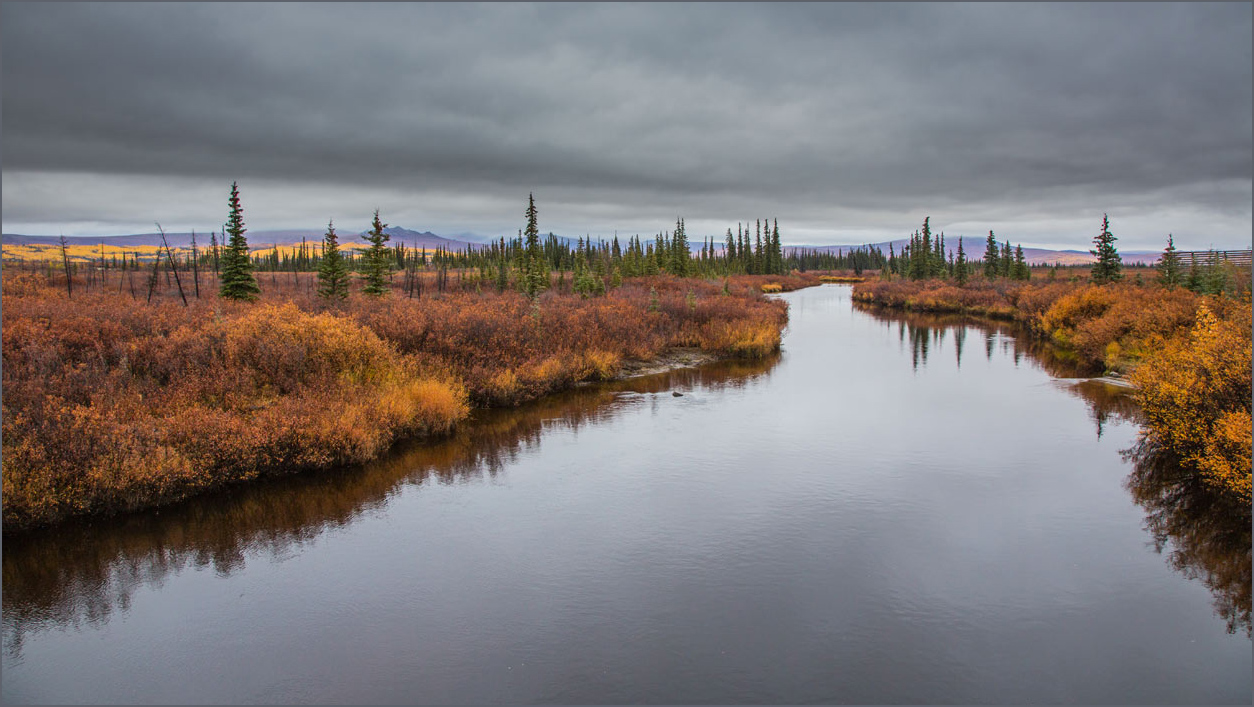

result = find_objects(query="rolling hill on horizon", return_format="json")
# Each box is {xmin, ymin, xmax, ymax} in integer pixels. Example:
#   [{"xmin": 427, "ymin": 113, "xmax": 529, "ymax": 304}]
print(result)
[{"xmin": 1, "ymin": 229, "xmax": 1188, "ymax": 265}]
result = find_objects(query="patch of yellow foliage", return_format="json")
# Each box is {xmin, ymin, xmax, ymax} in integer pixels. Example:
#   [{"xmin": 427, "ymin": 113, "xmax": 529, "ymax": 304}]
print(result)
[
  {"xmin": 1132, "ymin": 299, "xmax": 1253, "ymax": 502},
  {"xmin": 3, "ymin": 243, "xmax": 167, "ymax": 262}
]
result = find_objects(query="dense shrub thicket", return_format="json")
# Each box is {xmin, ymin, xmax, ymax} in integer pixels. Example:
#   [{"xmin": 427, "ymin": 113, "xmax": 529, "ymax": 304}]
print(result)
[{"xmin": 2, "ymin": 271, "xmax": 812, "ymax": 529}]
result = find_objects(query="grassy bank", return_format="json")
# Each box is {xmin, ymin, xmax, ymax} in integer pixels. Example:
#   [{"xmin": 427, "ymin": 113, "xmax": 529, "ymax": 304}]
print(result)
[
  {"xmin": 2, "ymin": 271, "xmax": 814, "ymax": 530},
  {"xmin": 853, "ymin": 276, "xmax": 1252, "ymax": 501}
]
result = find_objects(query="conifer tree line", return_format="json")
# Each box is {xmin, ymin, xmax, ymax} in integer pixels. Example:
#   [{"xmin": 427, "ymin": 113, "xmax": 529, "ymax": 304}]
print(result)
[
  {"xmin": 1154, "ymin": 231, "xmax": 1244, "ymax": 296},
  {"xmin": 40, "ymin": 182, "xmax": 889, "ymax": 297},
  {"xmin": 156, "ymin": 183, "xmax": 820, "ymax": 302},
  {"xmin": 880, "ymin": 217, "xmax": 1030, "ymax": 283},
  {"xmin": 71, "ymin": 186, "xmax": 1243, "ymax": 302}
]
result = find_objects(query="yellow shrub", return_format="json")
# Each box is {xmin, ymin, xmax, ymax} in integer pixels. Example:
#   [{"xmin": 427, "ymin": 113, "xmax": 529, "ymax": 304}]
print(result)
[
  {"xmin": 582, "ymin": 350, "xmax": 621, "ymax": 380},
  {"xmin": 1132, "ymin": 301, "xmax": 1252, "ymax": 501}
]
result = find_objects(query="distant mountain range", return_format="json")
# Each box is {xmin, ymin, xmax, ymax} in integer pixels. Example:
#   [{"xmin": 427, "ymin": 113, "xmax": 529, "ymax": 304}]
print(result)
[
  {"xmin": 3, "ymin": 229, "xmax": 1167, "ymax": 264},
  {"xmin": 1, "ymin": 227, "xmax": 481, "ymax": 252}
]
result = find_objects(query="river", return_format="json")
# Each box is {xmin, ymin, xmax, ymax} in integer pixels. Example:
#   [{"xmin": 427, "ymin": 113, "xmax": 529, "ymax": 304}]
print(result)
[{"xmin": 3, "ymin": 284, "xmax": 1249, "ymax": 703}]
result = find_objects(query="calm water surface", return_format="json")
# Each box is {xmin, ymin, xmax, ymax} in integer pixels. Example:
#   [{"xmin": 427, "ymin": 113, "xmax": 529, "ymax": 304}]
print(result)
[{"xmin": 3, "ymin": 284, "xmax": 1250, "ymax": 704}]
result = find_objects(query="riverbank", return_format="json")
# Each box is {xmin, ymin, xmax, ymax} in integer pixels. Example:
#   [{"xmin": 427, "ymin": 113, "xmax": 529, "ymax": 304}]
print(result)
[
  {"xmin": 852, "ymin": 277, "xmax": 1252, "ymax": 501},
  {"xmin": 2, "ymin": 272, "xmax": 819, "ymax": 531}
]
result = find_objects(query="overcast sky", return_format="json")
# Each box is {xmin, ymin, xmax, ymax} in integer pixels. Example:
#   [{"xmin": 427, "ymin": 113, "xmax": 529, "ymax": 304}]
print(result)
[{"xmin": 3, "ymin": 2, "xmax": 1250, "ymax": 250}]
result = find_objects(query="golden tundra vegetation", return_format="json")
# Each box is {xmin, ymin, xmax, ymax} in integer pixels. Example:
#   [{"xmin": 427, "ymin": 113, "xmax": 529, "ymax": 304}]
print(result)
[
  {"xmin": 3, "ymin": 199, "xmax": 1248, "ymax": 530},
  {"xmin": 1, "ymin": 268, "xmax": 813, "ymax": 530}
]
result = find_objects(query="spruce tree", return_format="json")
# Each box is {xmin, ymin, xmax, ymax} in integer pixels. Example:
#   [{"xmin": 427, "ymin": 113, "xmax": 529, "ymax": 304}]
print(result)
[
  {"xmin": 954, "ymin": 237, "xmax": 968, "ymax": 285},
  {"xmin": 1185, "ymin": 260, "xmax": 1203, "ymax": 292},
  {"xmin": 1089, "ymin": 213, "xmax": 1122, "ymax": 284},
  {"xmin": 1013, "ymin": 244, "xmax": 1030, "ymax": 280},
  {"xmin": 361, "ymin": 210, "xmax": 391, "ymax": 296},
  {"xmin": 1201, "ymin": 250, "xmax": 1229, "ymax": 295},
  {"xmin": 317, "ymin": 219, "xmax": 349, "ymax": 299},
  {"xmin": 983, "ymin": 230, "xmax": 999, "ymax": 279},
  {"xmin": 522, "ymin": 193, "xmax": 547, "ymax": 298},
  {"xmin": 1156, "ymin": 233, "xmax": 1181, "ymax": 288},
  {"xmin": 219, "ymin": 181, "xmax": 261, "ymax": 301},
  {"xmin": 495, "ymin": 255, "xmax": 509, "ymax": 293},
  {"xmin": 573, "ymin": 248, "xmax": 596, "ymax": 297},
  {"xmin": 753, "ymin": 221, "xmax": 763, "ymax": 275},
  {"xmin": 771, "ymin": 219, "xmax": 783, "ymax": 275},
  {"xmin": 921, "ymin": 218, "xmax": 935, "ymax": 278},
  {"xmin": 671, "ymin": 218, "xmax": 690, "ymax": 277}
]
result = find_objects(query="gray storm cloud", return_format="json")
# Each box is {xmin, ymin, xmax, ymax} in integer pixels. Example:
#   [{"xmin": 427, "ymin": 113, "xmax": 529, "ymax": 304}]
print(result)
[{"xmin": 2, "ymin": 2, "xmax": 1250, "ymax": 249}]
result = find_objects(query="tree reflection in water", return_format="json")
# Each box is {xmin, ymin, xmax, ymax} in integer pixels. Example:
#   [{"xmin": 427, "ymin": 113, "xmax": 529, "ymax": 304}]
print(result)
[
  {"xmin": 1122, "ymin": 439, "xmax": 1252, "ymax": 637},
  {"xmin": 1064, "ymin": 365, "xmax": 1251, "ymax": 637},
  {"xmin": 862, "ymin": 303, "xmax": 1251, "ymax": 638},
  {"xmin": 2, "ymin": 355, "xmax": 781, "ymax": 660}
]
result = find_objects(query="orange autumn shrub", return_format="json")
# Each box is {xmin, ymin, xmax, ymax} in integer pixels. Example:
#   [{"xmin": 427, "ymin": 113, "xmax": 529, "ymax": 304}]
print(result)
[
  {"xmin": 351, "ymin": 275, "xmax": 786, "ymax": 406},
  {"xmin": 729, "ymin": 273, "xmax": 822, "ymax": 293},
  {"xmin": 856, "ymin": 278, "xmax": 1206, "ymax": 373},
  {"xmin": 2, "ymin": 297, "xmax": 468, "ymax": 529},
  {"xmin": 3, "ymin": 269, "xmax": 800, "ymax": 528},
  {"xmin": 1037, "ymin": 284, "xmax": 1200, "ymax": 372},
  {"xmin": 1131, "ymin": 299, "xmax": 1253, "ymax": 502},
  {"xmin": 852, "ymin": 278, "xmax": 1018, "ymax": 318}
]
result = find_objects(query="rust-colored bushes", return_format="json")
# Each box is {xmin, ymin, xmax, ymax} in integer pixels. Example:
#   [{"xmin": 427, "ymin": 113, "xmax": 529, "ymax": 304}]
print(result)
[
  {"xmin": 2, "ymin": 296, "xmax": 468, "ymax": 529},
  {"xmin": 1131, "ymin": 299, "xmax": 1252, "ymax": 501},
  {"xmin": 3, "ymin": 271, "xmax": 799, "ymax": 528}
]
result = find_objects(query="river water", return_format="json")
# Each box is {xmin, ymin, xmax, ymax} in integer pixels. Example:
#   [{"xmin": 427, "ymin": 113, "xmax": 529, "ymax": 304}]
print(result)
[{"xmin": 3, "ymin": 284, "xmax": 1249, "ymax": 703}]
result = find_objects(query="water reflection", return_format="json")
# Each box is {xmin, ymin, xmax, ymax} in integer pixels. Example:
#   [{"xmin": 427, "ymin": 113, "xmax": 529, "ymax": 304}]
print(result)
[
  {"xmin": 858, "ymin": 303, "xmax": 1097, "ymax": 378},
  {"xmin": 1064, "ymin": 379, "xmax": 1143, "ymax": 440},
  {"xmin": 1123, "ymin": 440, "xmax": 1252, "ymax": 637},
  {"xmin": 858, "ymin": 302, "xmax": 1250, "ymax": 638},
  {"xmin": 1, "ymin": 355, "xmax": 780, "ymax": 660}
]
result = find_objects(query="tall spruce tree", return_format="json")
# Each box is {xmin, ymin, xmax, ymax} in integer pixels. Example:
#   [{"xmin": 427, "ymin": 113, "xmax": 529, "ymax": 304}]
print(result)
[
  {"xmin": 317, "ymin": 219, "xmax": 349, "ymax": 299},
  {"xmin": 1013, "ymin": 244, "xmax": 1030, "ymax": 280},
  {"xmin": 219, "ymin": 181, "xmax": 261, "ymax": 301},
  {"xmin": 1156, "ymin": 233, "xmax": 1181, "ymax": 288},
  {"xmin": 671, "ymin": 218, "xmax": 690, "ymax": 277},
  {"xmin": 1090, "ymin": 213, "xmax": 1122, "ymax": 284},
  {"xmin": 767, "ymin": 219, "xmax": 777, "ymax": 274},
  {"xmin": 920, "ymin": 218, "xmax": 933, "ymax": 278},
  {"xmin": 522, "ymin": 193, "xmax": 547, "ymax": 298},
  {"xmin": 753, "ymin": 221, "xmax": 763, "ymax": 275},
  {"xmin": 983, "ymin": 230, "xmax": 999, "ymax": 279},
  {"xmin": 361, "ymin": 210, "xmax": 391, "ymax": 296},
  {"xmin": 954, "ymin": 237, "xmax": 968, "ymax": 285}
]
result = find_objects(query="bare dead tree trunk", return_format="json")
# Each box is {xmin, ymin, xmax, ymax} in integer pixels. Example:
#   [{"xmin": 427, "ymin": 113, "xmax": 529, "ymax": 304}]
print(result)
[
  {"xmin": 157, "ymin": 223, "xmax": 188, "ymax": 306},
  {"xmin": 129, "ymin": 252, "xmax": 139, "ymax": 299},
  {"xmin": 58, "ymin": 234, "xmax": 73, "ymax": 295},
  {"xmin": 58, "ymin": 235, "xmax": 74, "ymax": 298},
  {"xmin": 190, "ymin": 231, "xmax": 201, "ymax": 299},
  {"xmin": 146, "ymin": 255, "xmax": 160, "ymax": 303}
]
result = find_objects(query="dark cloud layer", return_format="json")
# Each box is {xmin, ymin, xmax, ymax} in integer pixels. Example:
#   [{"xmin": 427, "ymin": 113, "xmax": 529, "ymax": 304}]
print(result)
[{"xmin": 3, "ymin": 3, "xmax": 1250, "ymax": 248}]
